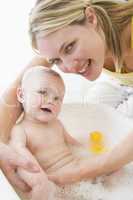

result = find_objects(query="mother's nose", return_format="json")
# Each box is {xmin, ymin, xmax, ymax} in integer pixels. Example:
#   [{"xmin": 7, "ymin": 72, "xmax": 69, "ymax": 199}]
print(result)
[{"xmin": 60, "ymin": 60, "xmax": 81, "ymax": 73}]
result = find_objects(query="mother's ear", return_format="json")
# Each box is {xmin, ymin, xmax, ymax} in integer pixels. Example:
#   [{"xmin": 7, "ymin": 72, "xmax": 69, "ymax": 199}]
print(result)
[
  {"xmin": 84, "ymin": 7, "xmax": 98, "ymax": 29},
  {"xmin": 17, "ymin": 87, "xmax": 24, "ymax": 104}
]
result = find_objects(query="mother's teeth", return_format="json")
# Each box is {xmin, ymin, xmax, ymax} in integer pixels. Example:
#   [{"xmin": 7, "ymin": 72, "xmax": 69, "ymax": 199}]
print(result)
[{"xmin": 79, "ymin": 66, "xmax": 87, "ymax": 73}]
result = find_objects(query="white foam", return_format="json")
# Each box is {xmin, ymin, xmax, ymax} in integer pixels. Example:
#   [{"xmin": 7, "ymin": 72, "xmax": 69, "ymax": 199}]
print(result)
[{"xmin": 58, "ymin": 103, "xmax": 133, "ymax": 199}]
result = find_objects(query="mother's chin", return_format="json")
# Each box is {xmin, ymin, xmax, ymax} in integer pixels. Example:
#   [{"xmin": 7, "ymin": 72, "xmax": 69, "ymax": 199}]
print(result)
[{"xmin": 83, "ymin": 64, "xmax": 103, "ymax": 81}]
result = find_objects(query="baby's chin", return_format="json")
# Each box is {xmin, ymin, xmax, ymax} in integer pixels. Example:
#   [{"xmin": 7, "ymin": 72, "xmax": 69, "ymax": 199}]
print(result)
[{"xmin": 36, "ymin": 115, "xmax": 57, "ymax": 123}]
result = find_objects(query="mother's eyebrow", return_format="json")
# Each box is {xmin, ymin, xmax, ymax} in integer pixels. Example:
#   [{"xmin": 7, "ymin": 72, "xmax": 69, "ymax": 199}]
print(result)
[{"xmin": 59, "ymin": 39, "xmax": 77, "ymax": 53}]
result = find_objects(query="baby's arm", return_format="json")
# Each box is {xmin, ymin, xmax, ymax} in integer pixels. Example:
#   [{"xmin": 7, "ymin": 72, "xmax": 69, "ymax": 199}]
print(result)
[
  {"xmin": 10, "ymin": 125, "xmax": 44, "ymax": 169},
  {"xmin": 10, "ymin": 125, "xmax": 57, "ymax": 200},
  {"xmin": 63, "ymin": 128, "xmax": 81, "ymax": 146},
  {"xmin": 9, "ymin": 125, "xmax": 36, "ymax": 164},
  {"xmin": 10, "ymin": 125, "xmax": 27, "ymax": 149}
]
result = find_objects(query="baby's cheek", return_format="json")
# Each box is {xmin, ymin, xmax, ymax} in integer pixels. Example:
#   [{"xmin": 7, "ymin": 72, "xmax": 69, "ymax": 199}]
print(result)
[
  {"xmin": 54, "ymin": 104, "xmax": 62, "ymax": 114},
  {"xmin": 38, "ymin": 96, "xmax": 44, "ymax": 106},
  {"xmin": 30, "ymin": 95, "xmax": 41, "ymax": 108}
]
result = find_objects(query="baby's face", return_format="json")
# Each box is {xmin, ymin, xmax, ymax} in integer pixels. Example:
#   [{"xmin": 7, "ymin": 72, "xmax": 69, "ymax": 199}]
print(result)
[{"xmin": 23, "ymin": 73, "xmax": 65, "ymax": 123}]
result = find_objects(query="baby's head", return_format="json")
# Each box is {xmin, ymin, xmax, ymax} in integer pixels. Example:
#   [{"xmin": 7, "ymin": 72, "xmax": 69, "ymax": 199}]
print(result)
[{"xmin": 17, "ymin": 66, "xmax": 65, "ymax": 123}]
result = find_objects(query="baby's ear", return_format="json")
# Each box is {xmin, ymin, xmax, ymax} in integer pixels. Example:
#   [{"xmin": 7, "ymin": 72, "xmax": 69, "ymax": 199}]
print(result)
[{"xmin": 17, "ymin": 87, "xmax": 24, "ymax": 104}]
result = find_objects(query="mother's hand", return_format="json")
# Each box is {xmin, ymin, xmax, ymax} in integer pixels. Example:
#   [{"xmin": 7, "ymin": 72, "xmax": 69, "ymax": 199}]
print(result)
[
  {"xmin": 48, "ymin": 156, "xmax": 107, "ymax": 185},
  {"xmin": 47, "ymin": 158, "xmax": 89, "ymax": 185},
  {"xmin": 48, "ymin": 166, "xmax": 82, "ymax": 186},
  {"xmin": 0, "ymin": 143, "xmax": 39, "ymax": 192}
]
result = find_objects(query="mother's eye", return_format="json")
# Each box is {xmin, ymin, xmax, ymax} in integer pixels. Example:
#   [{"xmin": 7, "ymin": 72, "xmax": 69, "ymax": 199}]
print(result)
[
  {"xmin": 48, "ymin": 58, "xmax": 61, "ymax": 65},
  {"xmin": 65, "ymin": 41, "xmax": 75, "ymax": 54}
]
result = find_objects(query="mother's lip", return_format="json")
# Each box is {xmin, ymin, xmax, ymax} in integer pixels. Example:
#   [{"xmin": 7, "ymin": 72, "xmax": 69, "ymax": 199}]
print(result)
[
  {"xmin": 78, "ymin": 60, "xmax": 91, "ymax": 74},
  {"xmin": 78, "ymin": 65, "xmax": 87, "ymax": 73}
]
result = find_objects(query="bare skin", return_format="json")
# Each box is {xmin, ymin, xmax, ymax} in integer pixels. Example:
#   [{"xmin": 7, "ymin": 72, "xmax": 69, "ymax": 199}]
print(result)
[
  {"xmin": 0, "ymin": 143, "xmax": 40, "ymax": 191},
  {"xmin": 0, "ymin": 4, "xmax": 133, "ymax": 193},
  {"xmin": 36, "ymin": 7, "xmax": 133, "ymax": 79},
  {"xmin": 10, "ymin": 118, "xmax": 81, "ymax": 199},
  {"xmin": 10, "ymin": 68, "xmax": 81, "ymax": 199},
  {"xmin": 0, "ymin": 56, "xmax": 52, "ymax": 191}
]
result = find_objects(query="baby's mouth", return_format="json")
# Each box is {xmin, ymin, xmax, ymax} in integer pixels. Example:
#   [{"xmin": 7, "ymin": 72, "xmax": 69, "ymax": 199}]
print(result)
[{"xmin": 41, "ymin": 108, "xmax": 52, "ymax": 113}]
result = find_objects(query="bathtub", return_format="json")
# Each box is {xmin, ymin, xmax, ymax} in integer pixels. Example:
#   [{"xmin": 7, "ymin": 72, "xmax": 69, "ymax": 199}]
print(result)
[
  {"xmin": 59, "ymin": 103, "xmax": 133, "ymax": 200},
  {"xmin": 0, "ymin": 103, "xmax": 133, "ymax": 200}
]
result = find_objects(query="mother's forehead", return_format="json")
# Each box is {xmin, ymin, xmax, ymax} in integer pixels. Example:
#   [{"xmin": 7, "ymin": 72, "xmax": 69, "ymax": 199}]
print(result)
[
  {"xmin": 37, "ymin": 32, "xmax": 65, "ymax": 54},
  {"xmin": 36, "ymin": 25, "xmax": 81, "ymax": 56}
]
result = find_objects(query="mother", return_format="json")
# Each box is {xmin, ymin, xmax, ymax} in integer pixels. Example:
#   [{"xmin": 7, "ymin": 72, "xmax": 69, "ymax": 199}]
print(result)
[{"xmin": 1, "ymin": 0, "xmax": 133, "ymax": 190}]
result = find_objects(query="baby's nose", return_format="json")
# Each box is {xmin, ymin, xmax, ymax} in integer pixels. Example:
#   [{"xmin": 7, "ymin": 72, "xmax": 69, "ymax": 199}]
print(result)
[{"xmin": 45, "ymin": 95, "xmax": 55, "ymax": 104}]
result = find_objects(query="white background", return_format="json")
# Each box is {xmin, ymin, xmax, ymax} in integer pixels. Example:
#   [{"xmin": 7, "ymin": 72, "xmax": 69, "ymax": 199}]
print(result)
[{"xmin": 0, "ymin": 0, "xmax": 108, "ymax": 103}]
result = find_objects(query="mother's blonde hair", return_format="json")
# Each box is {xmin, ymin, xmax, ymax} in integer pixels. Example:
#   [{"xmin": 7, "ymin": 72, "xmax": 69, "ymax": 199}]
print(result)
[{"xmin": 29, "ymin": 0, "xmax": 133, "ymax": 72}]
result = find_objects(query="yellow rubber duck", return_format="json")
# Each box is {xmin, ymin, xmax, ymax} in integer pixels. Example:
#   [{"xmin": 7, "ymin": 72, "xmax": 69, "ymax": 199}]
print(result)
[{"xmin": 89, "ymin": 131, "xmax": 108, "ymax": 154}]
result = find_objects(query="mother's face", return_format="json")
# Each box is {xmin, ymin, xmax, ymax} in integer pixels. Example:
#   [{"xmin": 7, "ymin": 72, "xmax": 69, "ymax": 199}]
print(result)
[{"xmin": 36, "ymin": 18, "xmax": 106, "ymax": 81}]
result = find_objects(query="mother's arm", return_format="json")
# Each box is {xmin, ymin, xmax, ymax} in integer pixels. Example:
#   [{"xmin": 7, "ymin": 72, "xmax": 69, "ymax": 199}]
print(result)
[
  {"xmin": 48, "ymin": 131, "xmax": 133, "ymax": 185},
  {"xmin": 0, "ymin": 55, "xmax": 51, "ymax": 190},
  {"xmin": 81, "ymin": 131, "xmax": 133, "ymax": 177},
  {"xmin": 0, "ymin": 55, "xmax": 51, "ymax": 142}
]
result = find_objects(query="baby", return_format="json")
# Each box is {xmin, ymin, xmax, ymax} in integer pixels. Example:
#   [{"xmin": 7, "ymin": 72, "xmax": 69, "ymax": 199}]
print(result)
[{"xmin": 9, "ymin": 66, "xmax": 82, "ymax": 200}]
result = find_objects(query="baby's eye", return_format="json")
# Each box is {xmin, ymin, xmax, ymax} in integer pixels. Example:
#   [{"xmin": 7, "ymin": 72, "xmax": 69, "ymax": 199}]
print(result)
[
  {"xmin": 38, "ymin": 90, "xmax": 47, "ymax": 95},
  {"xmin": 54, "ymin": 96, "xmax": 60, "ymax": 101},
  {"xmin": 65, "ymin": 41, "xmax": 75, "ymax": 54}
]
